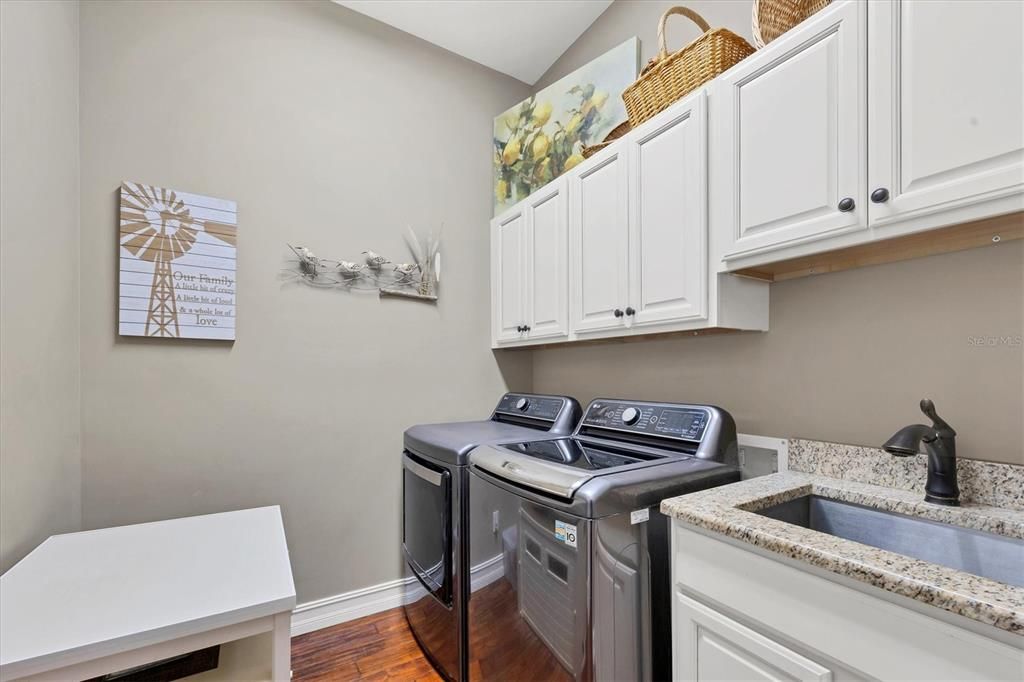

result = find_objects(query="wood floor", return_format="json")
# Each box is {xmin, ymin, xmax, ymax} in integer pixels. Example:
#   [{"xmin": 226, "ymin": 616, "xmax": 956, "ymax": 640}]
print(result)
[{"xmin": 291, "ymin": 607, "xmax": 443, "ymax": 681}]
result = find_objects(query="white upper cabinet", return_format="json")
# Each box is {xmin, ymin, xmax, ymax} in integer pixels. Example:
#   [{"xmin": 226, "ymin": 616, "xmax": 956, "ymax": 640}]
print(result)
[
  {"xmin": 491, "ymin": 180, "xmax": 569, "ymax": 346},
  {"xmin": 526, "ymin": 182, "xmax": 569, "ymax": 340},
  {"xmin": 627, "ymin": 91, "xmax": 708, "ymax": 327},
  {"xmin": 569, "ymin": 146, "xmax": 630, "ymax": 334},
  {"xmin": 867, "ymin": 0, "xmax": 1024, "ymax": 227},
  {"xmin": 492, "ymin": 207, "xmax": 527, "ymax": 344},
  {"xmin": 714, "ymin": 0, "xmax": 866, "ymax": 265}
]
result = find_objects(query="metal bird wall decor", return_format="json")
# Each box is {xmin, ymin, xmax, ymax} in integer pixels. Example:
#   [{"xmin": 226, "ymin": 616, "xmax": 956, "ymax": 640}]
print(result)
[{"xmin": 283, "ymin": 226, "xmax": 441, "ymax": 302}]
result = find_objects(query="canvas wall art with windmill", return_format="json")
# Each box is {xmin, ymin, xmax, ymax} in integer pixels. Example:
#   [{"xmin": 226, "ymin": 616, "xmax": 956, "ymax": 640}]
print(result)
[{"xmin": 118, "ymin": 181, "xmax": 237, "ymax": 341}]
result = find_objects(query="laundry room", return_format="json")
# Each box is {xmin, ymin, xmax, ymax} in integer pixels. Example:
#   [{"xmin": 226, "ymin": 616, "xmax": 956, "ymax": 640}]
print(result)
[{"xmin": 0, "ymin": 1, "xmax": 1021, "ymax": 681}]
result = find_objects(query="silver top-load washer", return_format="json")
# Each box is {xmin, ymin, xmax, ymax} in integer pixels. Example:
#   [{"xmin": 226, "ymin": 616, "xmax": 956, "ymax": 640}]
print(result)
[
  {"xmin": 465, "ymin": 398, "xmax": 741, "ymax": 681},
  {"xmin": 401, "ymin": 393, "xmax": 582, "ymax": 681}
]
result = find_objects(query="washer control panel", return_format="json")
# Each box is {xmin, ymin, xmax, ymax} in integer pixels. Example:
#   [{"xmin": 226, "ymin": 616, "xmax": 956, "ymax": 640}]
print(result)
[
  {"xmin": 494, "ymin": 393, "xmax": 568, "ymax": 421},
  {"xmin": 581, "ymin": 400, "xmax": 711, "ymax": 442}
]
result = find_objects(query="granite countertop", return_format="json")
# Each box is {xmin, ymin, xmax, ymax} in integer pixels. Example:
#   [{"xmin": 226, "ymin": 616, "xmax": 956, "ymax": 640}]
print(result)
[{"xmin": 661, "ymin": 470, "xmax": 1024, "ymax": 635}]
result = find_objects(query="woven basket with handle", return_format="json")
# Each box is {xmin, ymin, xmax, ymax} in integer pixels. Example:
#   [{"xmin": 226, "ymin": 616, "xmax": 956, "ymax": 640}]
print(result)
[
  {"xmin": 582, "ymin": 121, "xmax": 631, "ymax": 159},
  {"xmin": 622, "ymin": 6, "xmax": 754, "ymax": 128},
  {"xmin": 751, "ymin": 0, "xmax": 831, "ymax": 49}
]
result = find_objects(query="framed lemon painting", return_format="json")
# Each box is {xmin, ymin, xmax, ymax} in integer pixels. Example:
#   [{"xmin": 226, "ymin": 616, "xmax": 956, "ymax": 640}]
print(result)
[{"xmin": 493, "ymin": 37, "xmax": 639, "ymax": 215}]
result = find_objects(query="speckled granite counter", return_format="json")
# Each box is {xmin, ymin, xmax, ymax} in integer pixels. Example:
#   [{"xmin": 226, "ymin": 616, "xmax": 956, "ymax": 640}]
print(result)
[{"xmin": 661, "ymin": 469, "xmax": 1024, "ymax": 635}]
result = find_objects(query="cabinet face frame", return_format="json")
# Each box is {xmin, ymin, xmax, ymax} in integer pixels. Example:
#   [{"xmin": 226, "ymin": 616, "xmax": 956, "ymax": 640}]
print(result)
[
  {"xmin": 716, "ymin": 0, "xmax": 867, "ymax": 264},
  {"xmin": 627, "ymin": 90, "xmax": 709, "ymax": 328},
  {"xmin": 568, "ymin": 145, "xmax": 630, "ymax": 335},
  {"xmin": 866, "ymin": 0, "xmax": 1024, "ymax": 228},
  {"xmin": 525, "ymin": 180, "xmax": 569, "ymax": 340}
]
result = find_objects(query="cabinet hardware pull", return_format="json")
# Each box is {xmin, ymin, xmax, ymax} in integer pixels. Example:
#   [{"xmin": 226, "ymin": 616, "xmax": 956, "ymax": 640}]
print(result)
[
  {"xmin": 625, "ymin": 307, "xmax": 636, "ymax": 316},
  {"xmin": 870, "ymin": 188, "xmax": 890, "ymax": 203},
  {"xmin": 524, "ymin": 325, "xmax": 531, "ymax": 332},
  {"xmin": 613, "ymin": 308, "xmax": 624, "ymax": 318},
  {"xmin": 837, "ymin": 197, "xmax": 856, "ymax": 212}
]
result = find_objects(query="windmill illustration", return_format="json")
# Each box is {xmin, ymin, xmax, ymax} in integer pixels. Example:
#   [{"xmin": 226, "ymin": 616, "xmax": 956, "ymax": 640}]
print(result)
[{"xmin": 120, "ymin": 182, "xmax": 236, "ymax": 338}]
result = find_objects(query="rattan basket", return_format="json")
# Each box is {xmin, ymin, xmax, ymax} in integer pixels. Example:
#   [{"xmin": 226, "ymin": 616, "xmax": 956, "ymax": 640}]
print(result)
[
  {"xmin": 622, "ymin": 6, "xmax": 754, "ymax": 128},
  {"xmin": 582, "ymin": 121, "xmax": 631, "ymax": 159},
  {"xmin": 752, "ymin": 0, "xmax": 831, "ymax": 49}
]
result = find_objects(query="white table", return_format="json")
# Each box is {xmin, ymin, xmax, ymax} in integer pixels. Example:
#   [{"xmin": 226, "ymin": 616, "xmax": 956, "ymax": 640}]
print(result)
[{"xmin": 0, "ymin": 507, "xmax": 296, "ymax": 682}]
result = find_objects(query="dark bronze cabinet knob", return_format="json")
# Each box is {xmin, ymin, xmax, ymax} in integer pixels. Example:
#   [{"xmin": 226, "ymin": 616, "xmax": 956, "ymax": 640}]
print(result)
[
  {"xmin": 625, "ymin": 307, "xmax": 636, "ymax": 316},
  {"xmin": 838, "ymin": 197, "xmax": 856, "ymax": 212},
  {"xmin": 614, "ymin": 308, "xmax": 624, "ymax": 318},
  {"xmin": 871, "ymin": 188, "xmax": 890, "ymax": 203}
]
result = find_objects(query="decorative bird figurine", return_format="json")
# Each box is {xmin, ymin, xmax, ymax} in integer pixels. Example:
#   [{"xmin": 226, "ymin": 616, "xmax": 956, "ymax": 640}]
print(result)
[
  {"xmin": 362, "ymin": 250, "xmax": 390, "ymax": 269},
  {"xmin": 337, "ymin": 260, "xmax": 365, "ymax": 277},
  {"xmin": 289, "ymin": 244, "xmax": 321, "ymax": 276},
  {"xmin": 392, "ymin": 263, "xmax": 419, "ymax": 281}
]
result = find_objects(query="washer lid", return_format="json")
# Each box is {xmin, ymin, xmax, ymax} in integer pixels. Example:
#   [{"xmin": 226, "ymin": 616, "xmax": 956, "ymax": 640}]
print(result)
[
  {"xmin": 470, "ymin": 443, "xmax": 593, "ymax": 499},
  {"xmin": 404, "ymin": 421, "xmax": 558, "ymax": 465}
]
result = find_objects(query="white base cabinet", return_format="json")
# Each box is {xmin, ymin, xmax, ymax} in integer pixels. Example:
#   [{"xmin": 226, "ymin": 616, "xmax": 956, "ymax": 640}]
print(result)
[
  {"xmin": 675, "ymin": 593, "xmax": 832, "ymax": 682},
  {"xmin": 672, "ymin": 523, "xmax": 1024, "ymax": 682}
]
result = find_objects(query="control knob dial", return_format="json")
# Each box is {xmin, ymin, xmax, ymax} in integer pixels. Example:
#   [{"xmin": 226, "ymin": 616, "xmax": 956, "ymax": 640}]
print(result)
[
  {"xmin": 621, "ymin": 407, "xmax": 641, "ymax": 425},
  {"xmin": 515, "ymin": 397, "xmax": 530, "ymax": 412}
]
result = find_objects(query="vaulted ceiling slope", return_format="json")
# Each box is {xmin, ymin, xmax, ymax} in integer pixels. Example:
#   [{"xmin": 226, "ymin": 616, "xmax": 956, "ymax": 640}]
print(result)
[{"xmin": 334, "ymin": 1, "xmax": 613, "ymax": 84}]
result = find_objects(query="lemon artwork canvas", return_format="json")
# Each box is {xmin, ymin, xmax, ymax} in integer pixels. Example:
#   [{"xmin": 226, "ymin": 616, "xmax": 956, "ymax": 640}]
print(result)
[{"xmin": 493, "ymin": 37, "xmax": 639, "ymax": 215}]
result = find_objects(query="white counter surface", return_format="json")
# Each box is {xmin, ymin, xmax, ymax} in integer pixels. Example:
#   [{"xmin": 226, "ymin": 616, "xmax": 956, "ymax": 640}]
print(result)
[{"xmin": 0, "ymin": 506, "xmax": 296, "ymax": 680}]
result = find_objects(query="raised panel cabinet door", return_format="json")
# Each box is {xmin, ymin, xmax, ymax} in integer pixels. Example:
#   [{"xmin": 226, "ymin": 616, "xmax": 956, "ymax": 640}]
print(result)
[
  {"xmin": 715, "ymin": 0, "xmax": 866, "ymax": 265},
  {"xmin": 867, "ymin": 0, "xmax": 1024, "ymax": 226},
  {"xmin": 674, "ymin": 592, "xmax": 833, "ymax": 682},
  {"xmin": 527, "ymin": 181, "xmax": 569, "ymax": 340},
  {"xmin": 628, "ymin": 91, "xmax": 708, "ymax": 328},
  {"xmin": 569, "ymin": 146, "xmax": 629, "ymax": 334},
  {"xmin": 491, "ymin": 209, "xmax": 527, "ymax": 344}
]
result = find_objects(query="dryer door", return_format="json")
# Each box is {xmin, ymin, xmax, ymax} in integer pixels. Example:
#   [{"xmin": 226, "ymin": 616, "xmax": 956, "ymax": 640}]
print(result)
[{"xmin": 402, "ymin": 450, "xmax": 452, "ymax": 606}]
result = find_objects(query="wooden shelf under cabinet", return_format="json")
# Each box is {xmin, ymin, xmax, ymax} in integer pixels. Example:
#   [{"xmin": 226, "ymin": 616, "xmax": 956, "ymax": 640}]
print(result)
[{"xmin": 734, "ymin": 212, "xmax": 1023, "ymax": 283}]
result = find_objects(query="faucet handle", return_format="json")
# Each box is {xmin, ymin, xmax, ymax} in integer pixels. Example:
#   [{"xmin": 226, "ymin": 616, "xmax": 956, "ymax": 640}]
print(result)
[{"xmin": 920, "ymin": 399, "xmax": 956, "ymax": 437}]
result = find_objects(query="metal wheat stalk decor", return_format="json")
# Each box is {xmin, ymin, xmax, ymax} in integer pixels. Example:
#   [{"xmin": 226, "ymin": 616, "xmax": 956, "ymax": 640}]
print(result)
[{"xmin": 282, "ymin": 225, "xmax": 440, "ymax": 302}]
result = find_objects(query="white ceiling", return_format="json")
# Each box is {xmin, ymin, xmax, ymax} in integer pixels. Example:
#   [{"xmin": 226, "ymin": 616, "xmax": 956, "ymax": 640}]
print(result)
[{"xmin": 334, "ymin": 1, "xmax": 614, "ymax": 85}]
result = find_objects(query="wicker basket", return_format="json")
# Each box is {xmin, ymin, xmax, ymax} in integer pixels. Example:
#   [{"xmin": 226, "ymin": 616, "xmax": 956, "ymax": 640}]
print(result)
[
  {"xmin": 582, "ymin": 121, "xmax": 631, "ymax": 159},
  {"xmin": 752, "ymin": 0, "xmax": 831, "ymax": 49},
  {"xmin": 622, "ymin": 7, "xmax": 754, "ymax": 128}
]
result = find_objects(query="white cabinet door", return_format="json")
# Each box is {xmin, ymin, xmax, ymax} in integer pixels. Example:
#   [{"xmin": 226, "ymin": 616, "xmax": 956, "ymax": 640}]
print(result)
[
  {"xmin": 867, "ymin": 0, "xmax": 1024, "ymax": 227},
  {"xmin": 526, "ymin": 181, "xmax": 569, "ymax": 340},
  {"xmin": 491, "ymin": 208, "xmax": 527, "ymax": 344},
  {"xmin": 716, "ymin": 0, "xmax": 866, "ymax": 265},
  {"xmin": 628, "ymin": 91, "xmax": 708, "ymax": 328},
  {"xmin": 569, "ymin": 145, "xmax": 629, "ymax": 334},
  {"xmin": 675, "ymin": 592, "xmax": 833, "ymax": 682}
]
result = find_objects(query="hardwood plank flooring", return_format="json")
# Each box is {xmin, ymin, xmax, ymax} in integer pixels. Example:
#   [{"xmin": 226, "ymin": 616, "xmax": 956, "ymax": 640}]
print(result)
[{"xmin": 291, "ymin": 607, "xmax": 443, "ymax": 682}]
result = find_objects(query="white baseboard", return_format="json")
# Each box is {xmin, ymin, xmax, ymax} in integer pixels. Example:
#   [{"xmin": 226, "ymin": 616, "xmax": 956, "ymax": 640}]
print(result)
[
  {"xmin": 290, "ymin": 554, "xmax": 505, "ymax": 637},
  {"xmin": 290, "ymin": 576, "xmax": 413, "ymax": 636}
]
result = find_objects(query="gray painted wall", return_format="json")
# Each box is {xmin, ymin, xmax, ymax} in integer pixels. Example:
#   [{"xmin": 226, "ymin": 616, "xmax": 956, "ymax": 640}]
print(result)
[
  {"xmin": 531, "ymin": 0, "xmax": 1023, "ymax": 466},
  {"xmin": 0, "ymin": 0, "xmax": 83, "ymax": 573},
  {"xmin": 533, "ymin": 244, "xmax": 1023, "ymax": 465},
  {"xmin": 78, "ymin": 0, "xmax": 532, "ymax": 602},
  {"xmin": 537, "ymin": 0, "xmax": 755, "ymax": 90}
]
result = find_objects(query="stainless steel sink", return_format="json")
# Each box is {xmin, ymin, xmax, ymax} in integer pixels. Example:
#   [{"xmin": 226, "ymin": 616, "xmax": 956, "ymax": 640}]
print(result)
[{"xmin": 754, "ymin": 495, "xmax": 1024, "ymax": 587}]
